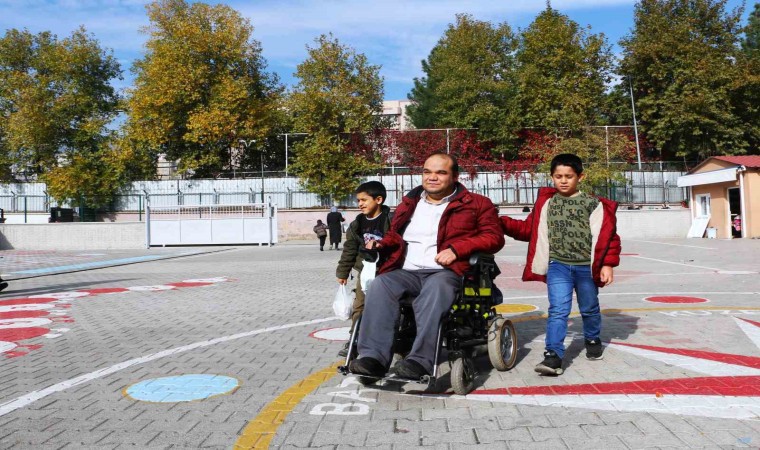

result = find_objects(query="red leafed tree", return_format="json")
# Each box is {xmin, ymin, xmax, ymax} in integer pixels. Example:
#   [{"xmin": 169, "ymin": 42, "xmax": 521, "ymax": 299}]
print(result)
[
  {"xmin": 499, "ymin": 130, "xmax": 553, "ymax": 179},
  {"xmin": 387, "ymin": 129, "xmax": 500, "ymax": 177}
]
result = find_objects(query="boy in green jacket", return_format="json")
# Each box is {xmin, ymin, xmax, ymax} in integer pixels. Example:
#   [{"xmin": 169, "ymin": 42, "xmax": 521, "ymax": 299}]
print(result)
[{"xmin": 336, "ymin": 181, "xmax": 392, "ymax": 357}]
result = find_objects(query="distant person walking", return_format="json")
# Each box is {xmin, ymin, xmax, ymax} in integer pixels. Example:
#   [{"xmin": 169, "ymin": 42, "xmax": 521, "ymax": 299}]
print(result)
[
  {"xmin": 326, "ymin": 206, "xmax": 345, "ymax": 250},
  {"xmin": 313, "ymin": 219, "xmax": 329, "ymax": 251}
]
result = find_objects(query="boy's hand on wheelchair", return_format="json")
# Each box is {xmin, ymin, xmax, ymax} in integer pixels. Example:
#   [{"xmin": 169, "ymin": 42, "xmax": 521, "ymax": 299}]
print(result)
[
  {"xmin": 600, "ymin": 266, "xmax": 614, "ymax": 286},
  {"xmin": 435, "ymin": 249, "xmax": 457, "ymax": 266},
  {"xmin": 337, "ymin": 278, "xmax": 348, "ymax": 285}
]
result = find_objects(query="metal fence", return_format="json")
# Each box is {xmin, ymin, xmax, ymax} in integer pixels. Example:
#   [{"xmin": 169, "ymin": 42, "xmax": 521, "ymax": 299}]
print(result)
[{"xmin": 0, "ymin": 169, "xmax": 687, "ymax": 218}]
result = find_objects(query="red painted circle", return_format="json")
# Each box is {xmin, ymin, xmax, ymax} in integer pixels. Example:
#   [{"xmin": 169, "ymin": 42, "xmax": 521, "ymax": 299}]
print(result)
[
  {"xmin": 167, "ymin": 282, "xmax": 213, "ymax": 288},
  {"xmin": 0, "ymin": 298, "xmax": 57, "ymax": 306},
  {"xmin": 0, "ymin": 311, "xmax": 49, "ymax": 319},
  {"xmin": 644, "ymin": 296, "xmax": 708, "ymax": 304},
  {"xmin": 0, "ymin": 327, "xmax": 50, "ymax": 341},
  {"xmin": 79, "ymin": 288, "xmax": 129, "ymax": 295}
]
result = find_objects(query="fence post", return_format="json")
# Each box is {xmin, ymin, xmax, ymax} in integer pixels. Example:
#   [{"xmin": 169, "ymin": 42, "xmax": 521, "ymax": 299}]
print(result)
[
  {"xmin": 145, "ymin": 194, "xmax": 151, "ymax": 248},
  {"xmin": 24, "ymin": 196, "xmax": 27, "ymax": 223}
]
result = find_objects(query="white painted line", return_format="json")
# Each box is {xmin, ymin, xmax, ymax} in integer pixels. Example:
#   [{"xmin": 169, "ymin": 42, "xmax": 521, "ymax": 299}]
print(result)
[
  {"xmin": 629, "ymin": 255, "xmax": 725, "ymax": 271},
  {"xmin": 0, "ymin": 316, "xmax": 337, "ymax": 418},
  {"xmin": 615, "ymin": 272, "xmax": 712, "ymax": 278},
  {"xmin": 463, "ymin": 394, "xmax": 760, "ymax": 420},
  {"xmin": 735, "ymin": 317, "xmax": 760, "ymax": 349},
  {"xmin": 607, "ymin": 343, "xmax": 760, "ymax": 376},
  {"xmin": 503, "ymin": 292, "xmax": 760, "ymax": 301},
  {"xmin": 626, "ymin": 239, "xmax": 716, "ymax": 250}
]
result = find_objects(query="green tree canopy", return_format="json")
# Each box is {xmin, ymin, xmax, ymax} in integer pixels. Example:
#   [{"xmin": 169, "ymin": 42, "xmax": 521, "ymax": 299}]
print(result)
[
  {"xmin": 126, "ymin": 0, "xmax": 282, "ymax": 178},
  {"xmin": 743, "ymin": 2, "xmax": 760, "ymax": 57},
  {"xmin": 288, "ymin": 34, "xmax": 384, "ymax": 200},
  {"xmin": 516, "ymin": 6, "xmax": 613, "ymax": 133},
  {"xmin": 619, "ymin": 0, "xmax": 747, "ymax": 160},
  {"xmin": 0, "ymin": 27, "xmax": 121, "ymax": 184},
  {"xmin": 407, "ymin": 14, "xmax": 519, "ymax": 155}
]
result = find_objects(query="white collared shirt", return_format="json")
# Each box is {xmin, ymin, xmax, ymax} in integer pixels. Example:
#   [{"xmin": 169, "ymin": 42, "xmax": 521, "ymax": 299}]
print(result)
[{"xmin": 402, "ymin": 189, "xmax": 457, "ymax": 270}]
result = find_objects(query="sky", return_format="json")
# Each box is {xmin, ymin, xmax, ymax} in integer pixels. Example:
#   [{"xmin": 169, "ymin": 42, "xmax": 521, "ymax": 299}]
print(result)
[{"xmin": 0, "ymin": 0, "xmax": 752, "ymax": 100}]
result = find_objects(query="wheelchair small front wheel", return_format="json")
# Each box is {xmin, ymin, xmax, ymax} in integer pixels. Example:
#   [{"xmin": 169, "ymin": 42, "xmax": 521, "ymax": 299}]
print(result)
[
  {"xmin": 357, "ymin": 376, "xmax": 378, "ymax": 386},
  {"xmin": 451, "ymin": 357, "xmax": 476, "ymax": 395},
  {"xmin": 488, "ymin": 317, "xmax": 518, "ymax": 371}
]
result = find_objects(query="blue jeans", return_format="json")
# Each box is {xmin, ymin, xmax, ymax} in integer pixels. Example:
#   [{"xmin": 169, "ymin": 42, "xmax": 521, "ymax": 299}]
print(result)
[{"xmin": 545, "ymin": 261, "xmax": 601, "ymax": 359}]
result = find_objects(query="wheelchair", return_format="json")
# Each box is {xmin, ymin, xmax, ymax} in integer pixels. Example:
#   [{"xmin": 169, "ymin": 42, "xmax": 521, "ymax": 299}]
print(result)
[{"xmin": 337, "ymin": 254, "xmax": 518, "ymax": 395}]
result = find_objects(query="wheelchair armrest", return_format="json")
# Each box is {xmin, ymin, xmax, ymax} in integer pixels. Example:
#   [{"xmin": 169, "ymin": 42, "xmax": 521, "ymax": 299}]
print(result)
[{"xmin": 467, "ymin": 253, "xmax": 501, "ymax": 278}]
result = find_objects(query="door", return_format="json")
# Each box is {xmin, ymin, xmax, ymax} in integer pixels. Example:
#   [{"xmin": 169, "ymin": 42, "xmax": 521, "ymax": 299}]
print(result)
[
  {"xmin": 696, "ymin": 194, "xmax": 711, "ymax": 218},
  {"xmin": 687, "ymin": 193, "xmax": 711, "ymax": 238},
  {"xmin": 728, "ymin": 188, "xmax": 741, "ymax": 238}
]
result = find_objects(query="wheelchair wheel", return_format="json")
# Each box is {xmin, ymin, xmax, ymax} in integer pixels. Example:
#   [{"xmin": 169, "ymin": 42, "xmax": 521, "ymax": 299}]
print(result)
[
  {"xmin": 357, "ymin": 376, "xmax": 378, "ymax": 386},
  {"xmin": 451, "ymin": 357, "xmax": 476, "ymax": 395},
  {"xmin": 488, "ymin": 317, "xmax": 518, "ymax": 371}
]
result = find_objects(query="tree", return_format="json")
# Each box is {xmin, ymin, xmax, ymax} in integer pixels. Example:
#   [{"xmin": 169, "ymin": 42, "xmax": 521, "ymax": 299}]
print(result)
[
  {"xmin": 407, "ymin": 14, "xmax": 519, "ymax": 155},
  {"xmin": 0, "ymin": 28, "xmax": 122, "ymax": 187},
  {"xmin": 734, "ymin": 3, "xmax": 760, "ymax": 153},
  {"xmin": 742, "ymin": 2, "xmax": 760, "ymax": 58},
  {"xmin": 513, "ymin": 128, "xmax": 640, "ymax": 198},
  {"xmin": 126, "ymin": 0, "xmax": 282, "ymax": 178},
  {"xmin": 515, "ymin": 6, "xmax": 613, "ymax": 133},
  {"xmin": 288, "ymin": 34, "xmax": 384, "ymax": 200},
  {"xmin": 619, "ymin": 0, "xmax": 746, "ymax": 160}
]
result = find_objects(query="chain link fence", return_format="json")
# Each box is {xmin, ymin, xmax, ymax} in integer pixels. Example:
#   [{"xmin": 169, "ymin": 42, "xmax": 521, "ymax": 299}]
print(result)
[{"xmin": 0, "ymin": 168, "xmax": 687, "ymax": 221}]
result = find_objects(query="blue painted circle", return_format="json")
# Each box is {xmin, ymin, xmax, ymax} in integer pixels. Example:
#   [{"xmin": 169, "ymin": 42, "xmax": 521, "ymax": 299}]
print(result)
[{"xmin": 126, "ymin": 374, "xmax": 239, "ymax": 402}]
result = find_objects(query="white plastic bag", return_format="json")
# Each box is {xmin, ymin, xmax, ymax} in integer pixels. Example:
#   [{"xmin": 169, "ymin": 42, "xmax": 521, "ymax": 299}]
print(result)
[
  {"xmin": 332, "ymin": 284, "xmax": 353, "ymax": 320},
  {"xmin": 360, "ymin": 253, "xmax": 379, "ymax": 293}
]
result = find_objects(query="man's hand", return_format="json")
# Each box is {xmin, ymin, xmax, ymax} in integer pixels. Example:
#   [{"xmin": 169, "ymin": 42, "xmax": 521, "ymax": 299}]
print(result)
[
  {"xmin": 600, "ymin": 266, "xmax": 614, "ymax": 286},
  {"xmin": 435, "ymin": 248, "xmax": 457, "ymax": 267},
  {"xmin": 337, "ymin": 278, "xmax": 347, "ymax": 285}
]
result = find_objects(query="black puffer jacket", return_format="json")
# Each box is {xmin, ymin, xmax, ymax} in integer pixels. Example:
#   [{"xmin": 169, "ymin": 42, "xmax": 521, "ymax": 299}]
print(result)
[{"xmin": 335, "ymin": 205, "xmax": 392, "ymax": 279}]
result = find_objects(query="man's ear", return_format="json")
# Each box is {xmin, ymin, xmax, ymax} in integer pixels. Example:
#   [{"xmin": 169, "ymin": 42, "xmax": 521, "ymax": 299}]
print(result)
[
  {"xmin": 579, "ymin": 173, "xmax": 587, "ymax": 182},
  {"xmin": 376, "ymin": 196, "xmax": 384, "ymax": 204}
]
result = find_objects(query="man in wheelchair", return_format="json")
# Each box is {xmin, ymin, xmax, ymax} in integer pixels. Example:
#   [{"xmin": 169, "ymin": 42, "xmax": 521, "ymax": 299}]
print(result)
[{"xmin": 346, "ymin": 153, "xmax": 505, "ymax": 381}]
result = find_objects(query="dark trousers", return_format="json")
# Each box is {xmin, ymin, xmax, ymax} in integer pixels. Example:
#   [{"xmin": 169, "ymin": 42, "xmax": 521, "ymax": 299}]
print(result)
[
  {"xmin": 357, "ymin": 269, "xmax": 459, "ymax": 374},
  {"xmin": 318, "ymin": 235, "xmax": 326, "ymax": 250}
]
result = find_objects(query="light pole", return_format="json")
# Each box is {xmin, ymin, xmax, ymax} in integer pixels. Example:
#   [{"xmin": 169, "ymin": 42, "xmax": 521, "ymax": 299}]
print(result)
[{"xmin": 628, "ymin": 77, "xmax": 643, "ymax": 170}]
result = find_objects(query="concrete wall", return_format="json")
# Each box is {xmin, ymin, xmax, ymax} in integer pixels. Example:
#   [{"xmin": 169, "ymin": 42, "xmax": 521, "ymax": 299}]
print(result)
[
  {"xmin": 0, "ymin": 223, "xmax": 145, "ymax": 250},
  {"xmin": 0, "ymin": 208, "xmax": 692, "ymax": 250},
  {"xmin": 284, "ymin": 207, "xmax": 692, "ymax": 241}
]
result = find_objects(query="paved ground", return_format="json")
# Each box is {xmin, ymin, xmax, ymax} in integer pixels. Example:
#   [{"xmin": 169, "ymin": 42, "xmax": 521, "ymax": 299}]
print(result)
[{"xmin": 0, "ymin": 237, "xmax": 758, "ymax": 449}]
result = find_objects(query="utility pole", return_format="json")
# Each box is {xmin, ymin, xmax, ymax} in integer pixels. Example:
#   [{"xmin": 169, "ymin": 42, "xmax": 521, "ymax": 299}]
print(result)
[{"xmin": 629, "ymin": 77, "xmax": 643, "ymax": 170}]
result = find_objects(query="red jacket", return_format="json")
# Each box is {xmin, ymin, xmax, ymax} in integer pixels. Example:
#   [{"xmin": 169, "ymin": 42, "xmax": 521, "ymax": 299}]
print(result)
[
  {"xmin": 378, "ymin": 183, "xmax": 505, "ymax": 276},
  {"xmin": 501, "ymin": 187, "xmax": 621, "ymax": 287}
]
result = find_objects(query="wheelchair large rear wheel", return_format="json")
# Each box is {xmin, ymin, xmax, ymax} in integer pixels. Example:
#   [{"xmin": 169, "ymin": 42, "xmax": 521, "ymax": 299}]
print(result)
[
  {"xmin": 451, "ymin": 357, "xmax": 476, "ymax": 395},
  {"xmin": 488, "ymin": 317, "xmax": 518, "ymax": 371}
]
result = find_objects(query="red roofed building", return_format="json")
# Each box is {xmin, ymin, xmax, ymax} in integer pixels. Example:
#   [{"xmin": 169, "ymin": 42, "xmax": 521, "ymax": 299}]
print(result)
[{"xmin": 677, "ymin": 156, "xmax": 760, "ymax": 239}]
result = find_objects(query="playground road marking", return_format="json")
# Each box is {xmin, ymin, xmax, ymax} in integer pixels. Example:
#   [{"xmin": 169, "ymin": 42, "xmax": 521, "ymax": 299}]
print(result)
[
  {"xmin": 0, "ymin": 316, "xmax": 336, "ymax": 418},
  {"xmin": 626, "ymin": 239, "xmax": 716, "ymax": 250},
  {"xmin": 504, "ymin": 292, "xmax": 760, "ymax": 301},
  {"xmin": 628, "ymin": 255, "xmax": 736, "ymax": 272}
]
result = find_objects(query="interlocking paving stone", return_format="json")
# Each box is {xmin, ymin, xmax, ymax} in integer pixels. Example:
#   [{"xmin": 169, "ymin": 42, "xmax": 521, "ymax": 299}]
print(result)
[{"xmin": 0, "ymin": 240, "xmax": 759, "ymax": 449}]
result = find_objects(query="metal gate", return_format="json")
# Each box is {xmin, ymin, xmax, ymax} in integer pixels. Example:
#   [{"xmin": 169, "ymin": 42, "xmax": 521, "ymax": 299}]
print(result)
[{"xmin": 146, "ymin": 203, "xmax": 277, "ymax": 246}]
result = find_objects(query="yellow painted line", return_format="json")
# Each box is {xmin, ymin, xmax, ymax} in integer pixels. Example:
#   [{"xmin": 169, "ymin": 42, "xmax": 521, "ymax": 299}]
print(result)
[
  {"xmin": 495, "ymin": 303, "xmax": 537, "ymax": 314},
  {"xmin": 234, "ymin": 363, "xmax": 340, "ymax": 449}
]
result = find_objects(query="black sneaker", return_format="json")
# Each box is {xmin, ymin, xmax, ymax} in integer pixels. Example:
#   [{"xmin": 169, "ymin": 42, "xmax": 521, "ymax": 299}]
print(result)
[
  {"xmin": 0, "ymin": 282, "xmax": 7, "ymax": 293},
  {"xmin": 391, "ymin": 359, "xmax": 429, "ymax": 380},
  {"xmin": 337, "ymin": 342, "xmax": 349, "ymax": 358},
  {"xmin": 585, "ymin": 338, "xmax": 604, "ymax": 360},
  {"xmin": 535, "ymin": 350, "xmax": 563, "ymax": 376},
  {"xmin": 349, "ymin": 357, "xmax": 385, "ymax": 377}
]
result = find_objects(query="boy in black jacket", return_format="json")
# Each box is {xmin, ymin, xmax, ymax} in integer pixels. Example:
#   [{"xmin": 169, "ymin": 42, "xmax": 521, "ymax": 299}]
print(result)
[{"xmin": 336, "ymin": 181, "xmax": 391, "ymax": 357}]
